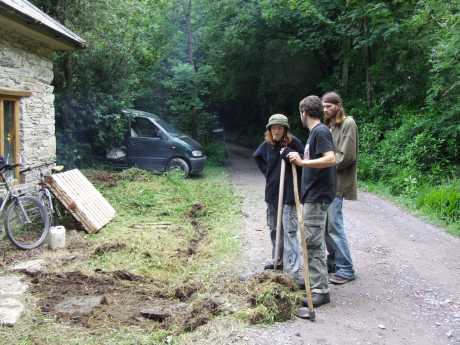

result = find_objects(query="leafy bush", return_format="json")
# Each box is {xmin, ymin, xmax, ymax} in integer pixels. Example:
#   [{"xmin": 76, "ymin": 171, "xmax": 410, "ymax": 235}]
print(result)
[
  {"xmin": 56, "ymin": 131, "xmax": 95, "ymax": 168},
  {"xmin": 356, "ymin": 104, "xmax": 459, "ymax": 230},
  {"xmin": 203, "ymin": 142, "xmax": 228, "ymax": 166},
  {"xmin": 161, "ymin": 63, "xmax": 219, "ymax": 144},
  {"xmin": 416, "ymin": 182, "xmax": 460, "ymax": 224}
]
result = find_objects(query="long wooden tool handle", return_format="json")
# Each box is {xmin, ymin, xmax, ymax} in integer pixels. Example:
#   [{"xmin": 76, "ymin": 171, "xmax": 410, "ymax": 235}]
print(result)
[
  {"xmin": 274, "ymin": 159, "xmax": 286, "ymax": 270},
  {"xmin": 292, "ymin": 163, "xmax": 315, "ymax": 315}
]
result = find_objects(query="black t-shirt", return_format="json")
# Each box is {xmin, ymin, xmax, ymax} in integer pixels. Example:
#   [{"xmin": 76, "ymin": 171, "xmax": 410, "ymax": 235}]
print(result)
[
  {"xmin": 253, "ymin": 136, "xmax": 304, "ymax": 205},
  {"xmin": 301, "ymin": 123, "xmax": 336, "ymax": 204}
]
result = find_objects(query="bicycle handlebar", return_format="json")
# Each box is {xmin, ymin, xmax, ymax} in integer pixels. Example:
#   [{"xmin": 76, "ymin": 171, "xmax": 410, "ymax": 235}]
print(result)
[
  {"xmin": 0, "ymin": 163, "xmax": 22, "ymax": 172},
  {"xmin": 19, "ymin": 162, "xmax": 55, "ymax": 174}
]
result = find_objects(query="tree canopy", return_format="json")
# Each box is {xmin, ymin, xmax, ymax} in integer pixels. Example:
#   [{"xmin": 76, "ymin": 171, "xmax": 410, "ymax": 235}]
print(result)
[{"xmin": 31, "ymin": 0, "xmax": 459, "ymax": 185}]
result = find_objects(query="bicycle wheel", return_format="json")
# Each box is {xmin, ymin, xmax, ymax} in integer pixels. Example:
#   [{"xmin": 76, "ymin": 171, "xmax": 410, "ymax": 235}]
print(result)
[
  {"xmin": 5, "ymin": 196, "xmax": 50, "ymax": 250},
  {"xmin": 39, "ymin": 189, "xmax": 54, "ymax": 226}
]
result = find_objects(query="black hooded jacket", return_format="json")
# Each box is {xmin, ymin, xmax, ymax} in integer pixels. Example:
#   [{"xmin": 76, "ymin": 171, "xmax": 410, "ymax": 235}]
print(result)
[{"xmin": 253, "ymin": 136, "xmax": 304, "ymax": 205}]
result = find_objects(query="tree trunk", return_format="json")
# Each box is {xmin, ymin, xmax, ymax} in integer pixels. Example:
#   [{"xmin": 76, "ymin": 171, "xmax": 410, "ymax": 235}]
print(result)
[
  {"xmin": 341, "ymin": 37, "xmax": 351, "ymax": 93},
  {"xmin": 63, "ymin": 53, "xmax": 72, "ymax": 89},
  {"xmin": 341, "ymin": 0, "xmax": 351, "ymax": 94},
  {"xmin": 185, "ymin": 0, "xmax": 196, "ymax": 71},
  {"xmin": 363, "ymin": 15, "xmax": 372, "ymax": 108},
  {"xmin": 365, "ymin": 46, "xmax": 372, "ymax": 108}
]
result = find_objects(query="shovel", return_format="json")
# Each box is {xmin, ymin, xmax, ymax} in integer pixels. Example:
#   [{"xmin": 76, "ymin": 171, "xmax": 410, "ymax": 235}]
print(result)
[
  {"xmin": 291, "ymin": 163, "xmax": 316, "ymax": 321},
  {"xmin": 273, "ymin": 159, "xmax": 286, "ymax": 270}
]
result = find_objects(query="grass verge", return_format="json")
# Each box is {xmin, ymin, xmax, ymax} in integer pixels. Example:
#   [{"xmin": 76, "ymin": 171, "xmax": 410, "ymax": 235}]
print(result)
[{"xmin": 360, "ymin": 179, "xmax": 460, "ymax": 237}]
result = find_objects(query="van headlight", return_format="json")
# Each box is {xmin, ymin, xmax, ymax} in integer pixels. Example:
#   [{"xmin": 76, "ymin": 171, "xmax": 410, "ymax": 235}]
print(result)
[{"xmin": 191, "ymin": 150, "xmax": 202, "ymax": 157}]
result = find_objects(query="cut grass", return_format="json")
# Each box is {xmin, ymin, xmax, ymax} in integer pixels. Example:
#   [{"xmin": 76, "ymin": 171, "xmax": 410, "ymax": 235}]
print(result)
[
  {"xmin": 234, "ymin": 272, "xmax": 302, "ymax": 324},
  {"xmin": 0, "ymin": 166, "xmax": 242, "ymax": 345},
  {"xmin": 72, "ymin": 166, "xmax": 241, "ymax": 284},
  {"xmin": 1, "ymin": 165, "xmax": 304, "ymax": 345}
]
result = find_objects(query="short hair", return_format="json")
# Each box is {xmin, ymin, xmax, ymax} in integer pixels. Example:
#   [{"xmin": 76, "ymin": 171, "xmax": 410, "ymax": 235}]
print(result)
[{"xmin": 299, "ymin": 95, "xmax": 323, "ymax": 119}]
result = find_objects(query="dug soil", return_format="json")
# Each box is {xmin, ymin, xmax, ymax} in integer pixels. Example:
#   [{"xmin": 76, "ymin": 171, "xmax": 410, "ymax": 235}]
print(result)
[
  {"xmin": 20, "ymin": 194, "xmax": 297, "ymax": 337},
  {"xmin": 21, "ymin": 202, "xmax": 229, "ymax": 335},
  {"xmin": 30, "ymin": 270, "xmax": 219, "ymax": 332}
]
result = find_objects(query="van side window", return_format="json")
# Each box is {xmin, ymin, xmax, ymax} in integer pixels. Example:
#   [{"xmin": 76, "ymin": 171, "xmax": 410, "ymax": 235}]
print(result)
[{"xmin": 131, "ymin": 117, "xmax": 160, "ymax": 138}]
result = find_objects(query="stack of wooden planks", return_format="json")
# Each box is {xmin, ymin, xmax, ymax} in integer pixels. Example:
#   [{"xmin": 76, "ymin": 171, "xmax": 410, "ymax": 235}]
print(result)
[{"xmin": 46, "ymin": 169, "xmax": 116, "ymax": 233}]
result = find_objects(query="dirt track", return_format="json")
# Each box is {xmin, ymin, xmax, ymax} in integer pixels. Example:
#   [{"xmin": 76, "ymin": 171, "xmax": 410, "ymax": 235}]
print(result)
[{"xmin": 223, "ymin": 144, "xmax": 460, "ymax": 345}]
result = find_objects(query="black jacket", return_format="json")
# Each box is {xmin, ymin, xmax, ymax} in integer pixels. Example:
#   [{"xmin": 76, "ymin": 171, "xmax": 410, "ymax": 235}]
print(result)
[{"xmin": 253, "ymin": 136, "xmax": 304, "ymax": 205}]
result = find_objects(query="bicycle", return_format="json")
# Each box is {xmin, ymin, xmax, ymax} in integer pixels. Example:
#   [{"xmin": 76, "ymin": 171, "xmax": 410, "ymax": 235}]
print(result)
[
  {"xmin": 0, "ymin": 163, "xmax": 50, "ymax": 250},
  {"xmin": 20, "ymin": 162, "xmax": 65, "ymax": 227}
]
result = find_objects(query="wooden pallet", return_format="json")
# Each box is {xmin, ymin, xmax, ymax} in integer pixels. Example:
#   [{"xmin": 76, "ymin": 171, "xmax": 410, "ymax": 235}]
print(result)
[{"xmin": 46, "ymin": 169, "xmax": 116, "ymax": 233}]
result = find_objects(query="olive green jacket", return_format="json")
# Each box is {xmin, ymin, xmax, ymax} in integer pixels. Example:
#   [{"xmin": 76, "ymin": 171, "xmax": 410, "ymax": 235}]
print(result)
[{"xmin": 331, "ymin": 116, "xmax": 358, "ymax": 200}]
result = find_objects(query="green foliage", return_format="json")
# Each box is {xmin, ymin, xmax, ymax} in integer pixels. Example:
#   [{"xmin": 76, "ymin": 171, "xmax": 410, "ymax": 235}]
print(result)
[
  {"xmin": 422, "ymin": 2, "xmax": 460, "ymax": 112},
  {"xmin": 160, "ymin": 62, "xmax": 219, "ymax": 143},
  {"xmin": 32, "ymin": 0, "xmax": 176, "ymax": 158},
  {"xmin": 357, "ymin": 103, "xmax": 459, "ymax": 229},
  {"xmin": 56, "ymin": 131, "xmax": 95, "ymax": 169},
  {"xmin": 203, "ymin": 142, "xmax": 227, "ymax": 165},
  {"xmin": 360, "ymin": 110, "xmax": 458, "ymax": 179},
  {"xmin": 416, "ymin": 182, "xmax": 460, "ymax": 225},
  {"xmin": 31, "ymin": 0, "xmax": 459, "ymax": 229}
]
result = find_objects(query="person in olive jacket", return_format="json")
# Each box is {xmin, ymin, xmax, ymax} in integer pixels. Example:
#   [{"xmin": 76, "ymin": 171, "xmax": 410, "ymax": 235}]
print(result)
[
  {"xmin": 253, "ymin": 114, "xmax": 304, "ymax": 283},
  {"xmin": 322, "ymin": 91, "xmax": 358, "ymax": 284}
]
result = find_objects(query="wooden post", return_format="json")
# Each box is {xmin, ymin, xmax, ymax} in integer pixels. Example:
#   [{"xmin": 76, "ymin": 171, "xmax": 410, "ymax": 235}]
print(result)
[
  {"xmin": 273, "ymin": 159, "xmax": 286, "ymax": 270},
  {"xmin": 14, "ymin": 100, "xmax": 20, "ymax": 180},
  {"xmin": 292, "ymin": 163, "xmax": 315, "ymax": 317}
]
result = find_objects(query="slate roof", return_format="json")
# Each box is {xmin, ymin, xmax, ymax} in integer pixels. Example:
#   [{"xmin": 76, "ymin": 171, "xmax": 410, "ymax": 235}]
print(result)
[{"xmin": 0, "ymin": 0, "xmax": 86, "ymax": 49}]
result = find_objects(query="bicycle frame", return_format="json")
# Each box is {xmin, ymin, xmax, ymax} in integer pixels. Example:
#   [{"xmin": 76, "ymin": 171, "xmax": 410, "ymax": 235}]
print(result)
[
  {"xmin": 23, "ymin": 162, "xmax": 62, "ymax": 223},
  {"xmin": 1, "ymin": 161, "xmax": 61, "ymax": 228},
  {"xmin": 0, "ymin": 190, "xmax": 12, "ymax": 213},
  {"xmin": 0, "ymin": 165, "xmax": 33, "ymax": 224},
  {"xmin": 0, "ymin": 162, "xmax": 51, "ymax": 249}
]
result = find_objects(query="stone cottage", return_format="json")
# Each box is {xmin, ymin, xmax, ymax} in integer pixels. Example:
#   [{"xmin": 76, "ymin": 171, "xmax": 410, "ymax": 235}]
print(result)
[{"xmin": 0, "ymin": 0, "xmax": 86, "ymax": 181}]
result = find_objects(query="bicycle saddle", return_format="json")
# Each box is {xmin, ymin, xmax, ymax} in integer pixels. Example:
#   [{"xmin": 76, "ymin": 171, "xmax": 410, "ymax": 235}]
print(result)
[{"xmin": 51, "ymin": 165, "xmax": 64, "ymax": 173}]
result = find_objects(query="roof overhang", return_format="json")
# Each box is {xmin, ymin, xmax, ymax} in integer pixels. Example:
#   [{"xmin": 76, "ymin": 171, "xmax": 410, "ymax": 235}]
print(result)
[{"xmin": 0, "ymin": 0, "xmax": 86, "ymax": 51}]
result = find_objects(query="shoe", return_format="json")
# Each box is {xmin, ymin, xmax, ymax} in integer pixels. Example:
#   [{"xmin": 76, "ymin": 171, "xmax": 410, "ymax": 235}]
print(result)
[
  {"xmin": 303, "ymin": 293, "xmax": 330, "ymax": 308},
  {"xmin": 328, "ymin": 274, "xmax": 355, "ymax": 285},
  {"xmin": 263, "ymin": 262, "xmax": 283, "ymax": 270}
]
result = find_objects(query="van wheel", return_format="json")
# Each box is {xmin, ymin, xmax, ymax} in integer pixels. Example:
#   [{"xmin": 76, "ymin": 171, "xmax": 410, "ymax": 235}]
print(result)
[{"xmin": 167, "ymin": 158, "xmax": 190, "ymax": 177}]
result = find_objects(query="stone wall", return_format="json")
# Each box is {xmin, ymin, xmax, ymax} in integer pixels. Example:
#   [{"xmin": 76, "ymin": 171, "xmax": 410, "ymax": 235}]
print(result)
[{"xmin": 0, "ymin": 26, "xmax": 56, "ymax": 182}]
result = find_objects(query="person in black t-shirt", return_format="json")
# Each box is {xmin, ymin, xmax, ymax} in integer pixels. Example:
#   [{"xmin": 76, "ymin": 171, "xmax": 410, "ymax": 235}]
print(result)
[
  {"xmin": 288, "ymin": 95, "xmax": 337, "ymax": 308},
  {"xmin": 253, "ymin": 114, "xmax": 304, "ymax": 283}
]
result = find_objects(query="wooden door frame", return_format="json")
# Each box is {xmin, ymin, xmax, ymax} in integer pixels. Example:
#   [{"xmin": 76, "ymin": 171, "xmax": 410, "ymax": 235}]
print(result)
[{"xmin": 0, "ymin": 92, "xmax": 25, "ymax": 180}]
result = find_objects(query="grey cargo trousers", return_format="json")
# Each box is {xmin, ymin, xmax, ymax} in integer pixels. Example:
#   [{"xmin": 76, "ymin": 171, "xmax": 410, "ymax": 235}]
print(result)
[{"xmin": 302, "ymin": 201, "xmax": 330, "ymax": 294}]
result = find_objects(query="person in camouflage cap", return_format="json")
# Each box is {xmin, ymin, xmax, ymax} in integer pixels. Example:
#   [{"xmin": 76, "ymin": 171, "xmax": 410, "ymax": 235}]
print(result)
[{"xmin": 253, "ymin": 114, "xmax": 305, "ymax": 286}]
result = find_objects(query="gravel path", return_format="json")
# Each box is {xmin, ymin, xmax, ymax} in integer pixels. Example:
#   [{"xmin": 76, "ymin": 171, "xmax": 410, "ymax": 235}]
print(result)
[{"xmin": 220, "ymin": 144, "xmax": 460, "ymax": 345}]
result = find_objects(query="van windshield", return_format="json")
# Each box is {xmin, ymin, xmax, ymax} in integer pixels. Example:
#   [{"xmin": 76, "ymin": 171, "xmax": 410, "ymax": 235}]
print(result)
[{"xmin": 156, "ymin": 118, "xmax": 182, "ymax": 136}]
